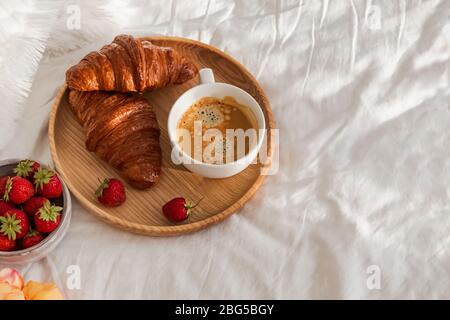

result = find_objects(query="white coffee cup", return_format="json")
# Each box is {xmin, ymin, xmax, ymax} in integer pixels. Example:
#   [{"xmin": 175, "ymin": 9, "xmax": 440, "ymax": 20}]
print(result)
[{"xmin": 167, "ymin": 68, "xmax": 266, "ymax": 178}]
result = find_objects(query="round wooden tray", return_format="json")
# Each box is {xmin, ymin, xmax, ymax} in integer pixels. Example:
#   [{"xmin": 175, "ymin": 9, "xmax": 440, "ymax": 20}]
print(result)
[{"xmin": 48, "ymin": 36, "xmax": 275, "ymax": 236}]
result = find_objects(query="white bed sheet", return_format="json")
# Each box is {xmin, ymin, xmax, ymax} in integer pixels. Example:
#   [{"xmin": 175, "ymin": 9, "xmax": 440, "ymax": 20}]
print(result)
[{"xmin": 1, "ymin": 0, "xmax": 450, "ymax": 299}]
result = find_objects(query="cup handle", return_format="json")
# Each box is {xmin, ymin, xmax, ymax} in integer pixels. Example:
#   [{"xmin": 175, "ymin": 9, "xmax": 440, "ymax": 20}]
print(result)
[{"xmin": 199, "ymin": 68, "xmax": 215, "ymax": 84}]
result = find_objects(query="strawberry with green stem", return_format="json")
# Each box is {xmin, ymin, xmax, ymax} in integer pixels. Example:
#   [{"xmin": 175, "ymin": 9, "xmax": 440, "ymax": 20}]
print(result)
[
  {"xmin": 14, "ymin": 159, "xmax": 41, "ymax": 181},
  {"xmin": 22, "ymin": 230, "xmax": 44, "ymax": 249},
  {"xmin": 34, "ymin": 168, "xmax": 62, "ymax": 199},
  {"xmin": 23, "ymin": 196, "xmax": 49, "ymax": 217},
  {"xmin": 34, "ymin": 200, "xmax": 63, "ymax": 233},
  {"xmin": 0, "ymin": 209, "xmax": 30, "ymax": 240},
  {"xmin": 162, "ymin": 197, "xmax": 203, "ymax": 223},
  {"xmin": 3, "ymin": 176, "xmax": 34, "ymax": 205},
  {"xmin": 95, "ymin": 178, "xmax": 126, "ymax": 207}
]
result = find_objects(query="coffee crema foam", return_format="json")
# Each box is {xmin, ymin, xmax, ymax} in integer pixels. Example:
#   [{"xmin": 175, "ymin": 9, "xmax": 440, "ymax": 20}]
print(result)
[
  {"xmin": 182, "ymin": 102, "xmax": 225, "ymax": 129},
  {"xmin": 177, "ymin": 96, "xmax": 258, "ymax": 164}
]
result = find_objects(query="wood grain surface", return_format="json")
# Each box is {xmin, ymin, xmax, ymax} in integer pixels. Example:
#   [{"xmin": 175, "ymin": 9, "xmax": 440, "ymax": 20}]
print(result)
[{"xmin": 48, "ymin": 36, "xmax": 276, "ymax": 236}]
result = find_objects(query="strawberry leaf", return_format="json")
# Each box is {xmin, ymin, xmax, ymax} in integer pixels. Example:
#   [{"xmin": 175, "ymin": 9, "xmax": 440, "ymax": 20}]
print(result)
[
  {"xmin": 38, "ymin": 200, "xmax": 62, "ymax": 222},
  {"xmin": 26, "ymin": 229, "xmax": 40, "ymax": 237},
  {"xmin": 13, "ymin": 160, "xmax": 33, "ymax": 178},
  {"xmin": 95, "ymin": 178, "xmax": 109, "ymax": 198},
  {"xmin": 3, "ymin": 177, "xmax": 12, "ymax": 202},
  {"xmin": 0, "ymin": 214, "xmax": 21, "ymax": 240},
  {"xmin": 34, "ymin": 168, "xmax": 54, "ymax": 191}
]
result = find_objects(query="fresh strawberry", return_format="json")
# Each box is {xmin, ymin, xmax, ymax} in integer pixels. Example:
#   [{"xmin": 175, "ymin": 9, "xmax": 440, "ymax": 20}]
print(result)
[
  {"xmin": 0, "ymin": 234, "xmax": 16, "ymax": 251},
  {"xmin": 34, "ymin": 201, "xmax": 62, "ymax": 233},
  {"xmin": 3, "ymin": 176, "xmax": 34, "ymax": 205},
  {"xmin": 162, "ymin": 197, "xmax": 202, "ymax": 223},
  {"xmin": 23, "ymin": 196, "xmax": 49, "ymax": 217},
  {"xmin": 0, "ymin": 209, "xmax": 30, "ymax": 240},
  {"xmin": 22, "ymin": 230, "xmax": 44, "ymax": 249},
  {"xmin": 13, "ymin": 159, "xmax": 41, "ymax": 181},
  {"xmin": 0, "ymin": 176, "xmax": 10, "ymax": 198},
  {"xmin": 95, "ymin": 178, "xmax": 126, "ymax": 207},
  {"xmin": 0, "ymin": 200, "xmax": 14, "ymax": 215},
  {"xmin": 34, "ymin": 168, "xmax": 62, "ymax": 199}
]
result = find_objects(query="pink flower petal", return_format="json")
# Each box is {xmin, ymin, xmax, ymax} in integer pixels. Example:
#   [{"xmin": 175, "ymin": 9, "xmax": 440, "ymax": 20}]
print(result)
[
  {"xmin": 0, "ymin": 282, "xmax": 25, "ymax": 300},
  {"xmin": 0, "ymin": 268, "xmax": 24, "ymax": 289}
]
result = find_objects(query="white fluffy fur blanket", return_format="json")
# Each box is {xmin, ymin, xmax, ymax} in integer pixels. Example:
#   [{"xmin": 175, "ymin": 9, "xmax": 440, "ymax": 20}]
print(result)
[
  {"xmin": 0, "ymin": 1, "xmax": 55, "ymax": 150},
  {"xmin": 0, "ymin": 0, "xmax": 121, "ymax": 151}
]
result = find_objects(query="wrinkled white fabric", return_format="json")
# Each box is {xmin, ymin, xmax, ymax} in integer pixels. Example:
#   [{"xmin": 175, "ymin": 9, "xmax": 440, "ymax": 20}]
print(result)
[{"xmin": 1, "ymin": 0, "xmax": 450, "ymax": 299}]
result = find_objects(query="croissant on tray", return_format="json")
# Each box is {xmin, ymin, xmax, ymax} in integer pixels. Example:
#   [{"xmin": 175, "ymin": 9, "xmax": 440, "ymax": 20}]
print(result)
[
  {"xmin": 68, "ymin": 90, "xmax": 162, "ymax": 189},
  {"xmin": 66, "ymin": 34, "xmax": 198, "ymax": 92}
]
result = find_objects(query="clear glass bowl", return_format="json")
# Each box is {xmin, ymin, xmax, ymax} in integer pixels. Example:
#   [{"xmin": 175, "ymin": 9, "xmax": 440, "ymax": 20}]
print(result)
[{"xmin": 0, "ymin": 159, "xmax": 72, "ymax": 265}]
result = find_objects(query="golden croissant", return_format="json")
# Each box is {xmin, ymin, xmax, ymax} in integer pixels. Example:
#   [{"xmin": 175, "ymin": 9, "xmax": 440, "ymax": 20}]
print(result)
[
  {"xmin": 68, "ymin": 90, "xmax": 162, "ymax": 189},
  {"xmin": 66, "ymin": 34, "xmax": 198, "ymax": 92}
]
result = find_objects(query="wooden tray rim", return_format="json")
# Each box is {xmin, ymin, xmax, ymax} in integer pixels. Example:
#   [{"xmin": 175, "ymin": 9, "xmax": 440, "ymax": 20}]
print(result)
[{"xmin": 48, "ymin": 36, "xmax": 276, "ymax": 236}]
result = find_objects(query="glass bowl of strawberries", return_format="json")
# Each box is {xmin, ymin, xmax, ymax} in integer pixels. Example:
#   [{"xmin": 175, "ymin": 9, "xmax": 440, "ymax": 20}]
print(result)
[{"xmin": 0, "ymin": 159, "xmax": 71, "ymax": 265}]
